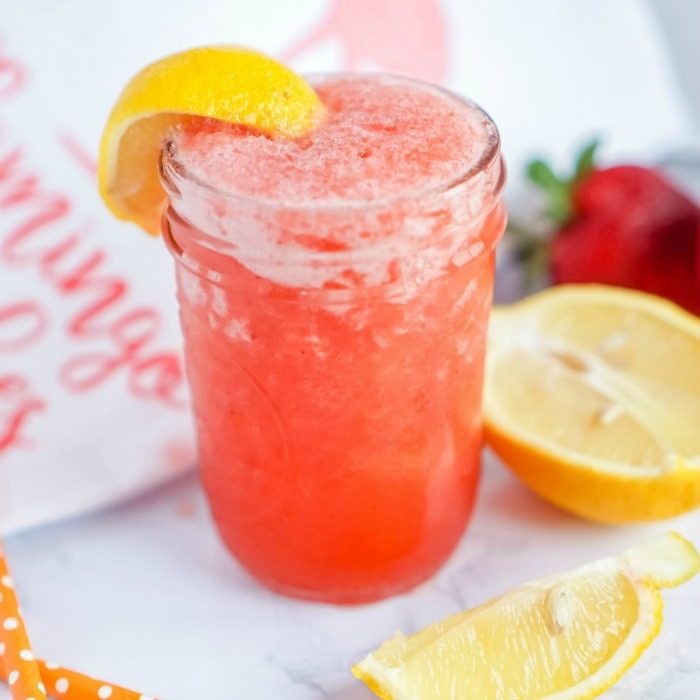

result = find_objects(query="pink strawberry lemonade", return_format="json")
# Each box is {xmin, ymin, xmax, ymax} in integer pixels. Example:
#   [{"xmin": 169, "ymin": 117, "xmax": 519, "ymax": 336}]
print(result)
[{"xmin": 161, "ymin": 75, "xmax": 505, "ymax": 603}]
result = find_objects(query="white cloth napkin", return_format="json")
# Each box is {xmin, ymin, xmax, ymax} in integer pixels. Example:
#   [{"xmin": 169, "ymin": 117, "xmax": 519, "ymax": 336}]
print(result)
[{"xmin": 0, "ymin": 0, "xmax": 692, "ymax": 535}]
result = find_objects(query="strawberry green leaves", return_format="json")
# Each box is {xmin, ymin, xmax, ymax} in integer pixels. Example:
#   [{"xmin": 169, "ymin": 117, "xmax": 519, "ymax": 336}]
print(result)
[{"xmin": 526, "ymin": 139, "xmax": 599, "ymax": 224}]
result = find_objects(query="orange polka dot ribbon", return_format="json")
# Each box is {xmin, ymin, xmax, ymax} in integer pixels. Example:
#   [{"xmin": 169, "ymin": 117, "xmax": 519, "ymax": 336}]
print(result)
[
  {"xmin": 0, "ymin": 659, "xmax": 155, "ymax": 700},
  {"xmin": 0, "ymin": 545, "xmax": 47, "ymax": 700},
  {"xmin": 0, "ymin": 545, "xmax": 156, "ymax": 700}
]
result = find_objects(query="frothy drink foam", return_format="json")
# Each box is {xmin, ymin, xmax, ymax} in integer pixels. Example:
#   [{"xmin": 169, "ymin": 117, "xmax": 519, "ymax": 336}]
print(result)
[
  {"xmin": 167, "ymin": 76, "xmax": 500, "ymax": 292},
  {"xmin": 174, "ymin": 75, "xmax": 492, "ymax": 203}
]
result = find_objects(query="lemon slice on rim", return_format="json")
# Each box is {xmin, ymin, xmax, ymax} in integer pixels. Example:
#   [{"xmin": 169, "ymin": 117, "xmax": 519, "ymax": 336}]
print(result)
[
  {"xmin": 353, "ymin": 532, "xmax": 699, "ymax": 700},
  {"xmin": 97, "ymin": 45, "xmax": 323, "ymax": 234},
  {"xmin": 484, "ymin": 284, "xmax": 700, "ymax": 523}
]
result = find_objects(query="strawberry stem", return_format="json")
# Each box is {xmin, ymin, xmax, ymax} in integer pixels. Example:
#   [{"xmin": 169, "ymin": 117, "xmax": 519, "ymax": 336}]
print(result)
[
  {"xmin": 573, "ymin": 139, "xmax": 599, "ymax": 183},
  {"xmin": 508, "ymin": 138, "xmax": 601, "ymax": 289},
  {"xmin": 526, "ymin": 160, "xmax": 572, "ymax": 223},
  {"xmin": 526, "ymin": 138, "xmax": 600, "ymax": 224}
]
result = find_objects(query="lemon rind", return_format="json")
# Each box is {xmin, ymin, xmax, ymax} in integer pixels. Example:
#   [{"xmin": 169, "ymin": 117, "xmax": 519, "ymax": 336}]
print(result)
[
  {"xmin": 97, "ymin": 45, "xmax": 323, "ymax": 234},
  {"xmin": 353, "ymin": 533, "xmax": 699, "ymax": 700}
]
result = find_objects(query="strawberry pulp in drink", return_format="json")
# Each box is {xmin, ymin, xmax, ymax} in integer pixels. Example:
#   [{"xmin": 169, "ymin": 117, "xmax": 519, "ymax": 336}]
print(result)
[{"xmin": 161, "ymin": 75, "xmax": 505, "ymax": 603}]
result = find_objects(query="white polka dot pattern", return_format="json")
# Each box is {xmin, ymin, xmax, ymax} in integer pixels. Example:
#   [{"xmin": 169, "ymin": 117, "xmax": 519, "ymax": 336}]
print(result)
[
  {"xmin": 2, "ymin": 657, "xmax": 161, "ymax": 699},
  {"xmin": 0, "ymin": 544, "xmax": 157, "ymax": 699},
  {"xmin": 0, "ymin": 546, "xmax": 47, "ymax": 700}
]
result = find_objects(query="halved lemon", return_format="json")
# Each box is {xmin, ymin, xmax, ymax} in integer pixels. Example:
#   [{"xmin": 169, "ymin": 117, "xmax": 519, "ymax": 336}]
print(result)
[
  {"xmin": 353, "ymin": 531, "xmax": 699, "ymax": 700},
  {"xmin": 98, "ymin": 45, "xmax": 323, "ymax": 234},
  {"xmin": 484, "ymin": 285, "xmax": 700, "ymax": 523}
]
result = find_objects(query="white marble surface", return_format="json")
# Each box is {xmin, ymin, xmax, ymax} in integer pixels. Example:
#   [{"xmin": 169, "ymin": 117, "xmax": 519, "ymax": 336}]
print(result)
[{"xmin": 1, "ymin": 450, "xmax": 699, "ymax": 700}]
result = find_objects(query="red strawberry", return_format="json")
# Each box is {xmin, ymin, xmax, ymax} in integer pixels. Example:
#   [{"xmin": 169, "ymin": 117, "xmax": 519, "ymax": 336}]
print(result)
[{"xmin": 513, "ymin": 142, "xmax": 700, "ymax": 313}]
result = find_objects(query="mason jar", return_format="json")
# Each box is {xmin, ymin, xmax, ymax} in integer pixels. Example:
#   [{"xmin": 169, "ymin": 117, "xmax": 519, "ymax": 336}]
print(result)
[{"xmin": 161, "ymin": 74, "xmax": 506, "ymax": 604}]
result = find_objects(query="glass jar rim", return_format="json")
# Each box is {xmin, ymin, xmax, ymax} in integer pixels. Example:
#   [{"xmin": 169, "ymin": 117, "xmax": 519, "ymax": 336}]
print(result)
[{"xmin": 160, "ymin": 72, "xmax": 504, "ymax": 214}]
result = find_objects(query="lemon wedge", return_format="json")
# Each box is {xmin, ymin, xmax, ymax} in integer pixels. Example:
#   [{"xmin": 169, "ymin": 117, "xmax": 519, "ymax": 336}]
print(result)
[
  {"xmin": 353, "ymin": 532, "xmax": 699, "ymax": 700},
  {"xmin": 484, "ymin": 285, "xmax": 700, "ymax": 523},
  {"xmin": 98, "ymin": 45, "xmax": 323, "ymax": 234}
]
